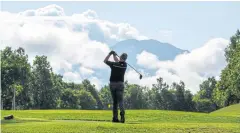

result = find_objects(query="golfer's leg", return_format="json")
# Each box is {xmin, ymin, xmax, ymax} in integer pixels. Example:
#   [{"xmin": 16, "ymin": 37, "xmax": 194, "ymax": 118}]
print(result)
[
  {"xmin": 110, "ymin": 84, "xmax": 118, "ymax": 120},
  {"xmin": 117, "ymin": 84, "xmax": 125, "ymax": 117}
]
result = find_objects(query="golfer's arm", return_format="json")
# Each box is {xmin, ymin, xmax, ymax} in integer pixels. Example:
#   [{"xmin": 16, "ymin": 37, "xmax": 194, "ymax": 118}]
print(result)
[
  {"xmin": 104, "ymin": 53, "xmax": 111, "ymax": 63},
  {"xmin": 113, "ymin": 55, "xmax": 119, "ymax": 62}
]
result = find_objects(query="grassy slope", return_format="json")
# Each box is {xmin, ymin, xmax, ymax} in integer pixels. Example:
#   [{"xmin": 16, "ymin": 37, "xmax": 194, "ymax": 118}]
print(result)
[
  {"xmin": 1, "ymin": 110, "xmax": 240, "ymax": 133},
  {"xmin": 211, "ymin": 104, "xmax": 240, "ymax": 117}
]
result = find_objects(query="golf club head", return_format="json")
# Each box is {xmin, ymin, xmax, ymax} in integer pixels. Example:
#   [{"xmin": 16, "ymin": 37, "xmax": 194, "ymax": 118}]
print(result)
[{"xmin": 139, "ymin": 74, "xmax": 143, "ymax": 80}]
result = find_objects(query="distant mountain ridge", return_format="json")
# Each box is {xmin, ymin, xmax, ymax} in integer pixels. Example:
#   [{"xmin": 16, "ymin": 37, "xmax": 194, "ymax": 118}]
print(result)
[
  {"xmin": 111, "ymin": 39, "xmax": 188, "ymax": 68},
  {"xmin": 94, "ymin": 39, "xmax": 188, "ymax": 87}
]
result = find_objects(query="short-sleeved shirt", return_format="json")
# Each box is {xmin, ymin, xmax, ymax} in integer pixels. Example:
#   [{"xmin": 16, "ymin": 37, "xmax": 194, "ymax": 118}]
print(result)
[{"xmin": 105, "ymin": 61, "xmax": 127, "ymax": 82}]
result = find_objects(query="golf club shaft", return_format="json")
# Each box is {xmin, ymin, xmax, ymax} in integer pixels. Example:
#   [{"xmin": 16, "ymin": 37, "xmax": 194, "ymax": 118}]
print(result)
[{"xmin": 115, "ymin": 54, "xmax": 142, "ymax": 75}]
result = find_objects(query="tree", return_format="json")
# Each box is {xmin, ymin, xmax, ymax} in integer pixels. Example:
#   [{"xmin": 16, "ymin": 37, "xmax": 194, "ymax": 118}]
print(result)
[
  {"xmin": 51, "ymin": 73, "xmax": 65, "ymax": 108},
  {"xmin": 160, "ymin": 87, "xmax": 175, "ymax": 110},
  {"xmin": 194, "ymin": 99, "xmax": 215, "ymax": 113},
  {"xmin": 60, "ymin": 88, "xmax": 81, "ymax": 109},
  {"xmin": 82, "ymin": 79, "xmax": 103, "ymax": 109},
  {"xmin": 99, "ymin": 85, "xmax": 112, "ymax": 109},
  {"xmin": 78, "ymin": 90, "xmax": 97, "ymax": 109},
  {"xmin": 151, "ymin": 77, "xmax": 169, "ymax": 109},
  {"xmin": 31, "ymin": 56, "xmax": 57, "ymax": 109},
  {"xmin": 1, "ymin": 47, "xmax": 32, "ymax": 109},
  {"xmin": 184, "ymin": 90, "xmax": 195, "ymax": 111},
  {"xmin": 173, "ymin": 81, "xmax": 186, "ymax": 111},
  {"xmin": 199, "ymin": 77, "xmax": 217, "ymax": 99},
  {"xmin": 145, "ymin": 88, "xmax": 156, "ymax": 109},
  {"xmin": 193, "ymin": 77, "xmax": 217, "ymax": 112},
  {"xmin": 214, "ymin": 30, "xmax": 240, "ymax": 107},
  {"xmin": 124, "ymin": 84, "xmax": 147, "ymax": 109}
]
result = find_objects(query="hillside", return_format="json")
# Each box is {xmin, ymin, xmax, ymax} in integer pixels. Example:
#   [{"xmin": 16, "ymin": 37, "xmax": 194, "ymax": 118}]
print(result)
[
  {"xmin": 111, "ymin": 39, "xmax": 188, "ymax": 66},
  {"xmin": 210, "ymin": 104, "xmax": 240, "ymax": 117}
]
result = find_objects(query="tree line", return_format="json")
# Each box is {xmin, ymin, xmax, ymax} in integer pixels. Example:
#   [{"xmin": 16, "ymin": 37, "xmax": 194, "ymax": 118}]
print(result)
[{"xmin": 1, "ymin": 30, "xmax": 239, "ymax": 112}]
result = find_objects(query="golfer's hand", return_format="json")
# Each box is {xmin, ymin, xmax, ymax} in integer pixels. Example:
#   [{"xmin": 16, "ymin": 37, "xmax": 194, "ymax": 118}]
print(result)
[
  {"xmin": 109, "ymin": 51, "xmax": 116, "ymax": 55},
  {"xmin": 112, "ymin": 51, "xmax": 117, "ymax": 56}
]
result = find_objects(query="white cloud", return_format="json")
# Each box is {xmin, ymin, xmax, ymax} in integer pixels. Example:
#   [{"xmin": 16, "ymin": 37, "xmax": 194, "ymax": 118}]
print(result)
[
  {"xmin": 0, "ymin": 4, "xmax": 148, "ymax": 85},
  {"xmin": 136, "ymin": 51, "xmax": 159, "ymax": 69},
  {"xmin": 126, "ymin": 70, "xmax": 158, "ymax": 88},
  {"xmin": 63, "ymin": 71, "xmax": 82, "ymax": 83},
  {"xmin": 0, "ymin": 4, "xmax": 229, "ymax": 93},
  {"xmin": 81, "ymin": 10, "xmax": 98, "ymax": 19},
  {"xmin": 89, "ymin": 77, "xmax": 102, "ymax": 90},
  {"xmin": 79, "ymin": 66, "xmax": 94, "ymax": 76},
  {"xmin": 19, "ymin": 4, "xmax": 65, "ymax": 16},
  {"xmin": 134, "ymin": 38, "xmax": 229, "ymax": 93},
  {"xmin": 0, "ymin": 4, "xmax": 147, "ymax": 67}
]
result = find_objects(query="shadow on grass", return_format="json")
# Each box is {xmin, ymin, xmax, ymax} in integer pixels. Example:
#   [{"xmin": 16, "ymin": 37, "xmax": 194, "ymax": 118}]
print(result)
[
  {"xmin": 54, "ymin": 119, "xmax": 143, "ymax": 125},
  {"xmin": 1, "ymin": 118, "xmax": 50, "ymax": 125},
  {"xmin": 54, "ymin": 119, "xmax": 112, "ymax": 122}
]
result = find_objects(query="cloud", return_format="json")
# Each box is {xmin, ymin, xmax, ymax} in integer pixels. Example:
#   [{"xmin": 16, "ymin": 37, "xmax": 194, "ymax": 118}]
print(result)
[
  {"xmin": 0, "ymin": 4, "xmax": 229, "ymax": 93},
  {"xmin": 89, "ymin": 77, "xmax": 103, "ymax": 90},
  {"xmin": 133, "ymin": 38, "xmax": 229, "ymax": 93},
  {"xmin": 79, "ymin": 66, "xmax": 94, "ymax": 76},
  {"xmin": 19, "ymin": 4, "xmax": 65, "ymax": 16},
  {"xmin": 136, "ymin": 51, "xmax": 159, "ymax": 69},
  {"xmin": 0, "ymin": 4, "xmax": 148, "ymax": 86},
  {"xmin": 63, "ymin": 71, "xmax": 82, "ymax": 83},
  {"xmin": 126, "ymin": 70, "xmax": 159, "ymax": 88},
  {"xmin": 81, "ymin": 10, "xmax": 98, "ymax": 19}
]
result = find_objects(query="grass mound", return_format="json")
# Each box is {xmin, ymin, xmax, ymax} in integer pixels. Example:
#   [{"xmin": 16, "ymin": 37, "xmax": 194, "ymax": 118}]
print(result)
[{"xmin": 211, "ymin": 104, "xmax": 240, "ymax": 117}]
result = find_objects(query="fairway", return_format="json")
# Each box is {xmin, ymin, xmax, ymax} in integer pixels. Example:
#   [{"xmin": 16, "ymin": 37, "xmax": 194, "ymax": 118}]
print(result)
[{"xmin": 1, "ymin": 109, "xmax": 240, "ymax": 133}]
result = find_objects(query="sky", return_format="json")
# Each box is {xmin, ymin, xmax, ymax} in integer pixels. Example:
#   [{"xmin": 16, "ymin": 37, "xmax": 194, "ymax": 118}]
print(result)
[
  {"xmin": 1, "ymin": 1, "xmax": 240, "ymax": 50},
  {"xmin": 0, "ymin": 1, "xmax": 239, "ymax": 93}
]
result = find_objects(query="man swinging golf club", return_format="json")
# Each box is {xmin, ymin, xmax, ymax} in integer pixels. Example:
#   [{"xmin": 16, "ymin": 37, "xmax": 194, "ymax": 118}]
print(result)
[{"xmin": 104, "ymin": 50, "xmax": 128, "ymax": 123}]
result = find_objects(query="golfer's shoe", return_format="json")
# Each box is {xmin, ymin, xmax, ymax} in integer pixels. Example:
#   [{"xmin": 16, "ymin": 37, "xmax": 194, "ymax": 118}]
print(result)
[{"xmin": 112, "ymin": 118, "xmax": 120, "ymax": 123}]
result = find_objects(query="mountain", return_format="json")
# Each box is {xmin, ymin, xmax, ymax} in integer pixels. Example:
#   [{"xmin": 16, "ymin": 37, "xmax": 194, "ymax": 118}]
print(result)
[
  {"xmin": 111, "ymin": 39, "xmax": 188, "ymax": 68},
  {"xmin": 94, "ymin": 39, "xmax": 188, "ymax": 87}
]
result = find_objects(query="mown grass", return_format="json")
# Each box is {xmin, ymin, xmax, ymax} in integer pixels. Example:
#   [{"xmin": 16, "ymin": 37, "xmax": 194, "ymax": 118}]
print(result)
[
  {"xmin": 211, "ymin": 104, "xmax": 240, "ymax": 117},
  {"xmin": 1, "ymin": 110, "xmax": 240, "ymax": 123},
  {"xmin": 1, "ymin": 105, "xmax": 240, "ymax": 133},
  {"xmin": 2, "ymin": 121, "xmax": 240, "ymax": 133}
]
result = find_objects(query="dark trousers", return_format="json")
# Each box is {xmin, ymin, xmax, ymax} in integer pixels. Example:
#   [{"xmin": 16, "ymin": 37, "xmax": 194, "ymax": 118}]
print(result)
[{"xmin": 110, "ymin": 82, "xmax": 125, "ymax": 120}]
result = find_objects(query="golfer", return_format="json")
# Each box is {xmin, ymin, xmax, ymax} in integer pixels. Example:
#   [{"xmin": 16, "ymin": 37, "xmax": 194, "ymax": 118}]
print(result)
[{"xmin": 104, "ymin": 51, "xmax": 128, "ymax": 123}]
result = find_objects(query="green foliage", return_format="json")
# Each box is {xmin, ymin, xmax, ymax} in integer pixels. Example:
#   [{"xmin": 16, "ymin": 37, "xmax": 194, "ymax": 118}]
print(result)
[
  {"xmin": 99, "ymin": 85, "xmax": 112, "ymax": 109},
  {"xmin": 60, "ymin": 88, "xmax": 81, "ymax": 109},
  {"xmin": 214, "ymin": 30, "xmax": 240, "ymax": 107},
  {"xmin": 193, "ymin": 99, "xmax": 215, "ymax": 113},
  {"xmin": 31, "ymin": 55, "xmax": 57, "ymax": 109},
  {"xmin": 124, "ymin": 84, "xmax": 147, "ymax": 109},
  {"xmin": 1, "ymin": 47, "xmax": 32, "ymax": 109},
  {"xmin": 78, "ymin": 90, "xmax": 97, "ymax": 109},
  {"xmin": 82, "ymin": 80, "xmax": 103, "ymax": 109},
  {"xmin": 193, "ymin": 77, "xmax": 217, "ymax": 112}
]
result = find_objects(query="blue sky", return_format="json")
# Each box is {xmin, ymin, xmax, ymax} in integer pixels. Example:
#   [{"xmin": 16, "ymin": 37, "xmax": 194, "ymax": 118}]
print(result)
[{"xmin": 2, "ymin": 1, "xmax": 240, "ymax": 50}]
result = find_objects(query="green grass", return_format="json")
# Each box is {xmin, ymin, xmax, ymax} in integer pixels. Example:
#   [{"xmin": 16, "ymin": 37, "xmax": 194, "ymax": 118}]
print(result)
[
  {"xmin": 211, "ymin": 104, "xmax": 240, "ymax": 117},
  {"xmin": 1, "ymin": 108, "xmax": 240, "ymax": 133}
]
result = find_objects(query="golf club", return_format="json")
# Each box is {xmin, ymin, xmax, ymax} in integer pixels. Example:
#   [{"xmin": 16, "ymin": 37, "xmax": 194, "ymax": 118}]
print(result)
[{"xmin": 114, "ymin": 52, "xmax": 143, "ymax": 80}]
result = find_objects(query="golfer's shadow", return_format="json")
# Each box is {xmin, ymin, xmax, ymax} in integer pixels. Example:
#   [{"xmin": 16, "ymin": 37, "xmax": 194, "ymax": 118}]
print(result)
[
  {"xmin": 111, "ymin": 121, "xmax": 142, "ymax": 125},
  {"xmin": 125, "ymin": 122, "xmax": 142, "ymax": 125},
  {"xmin": 71, "ymin": 119, "xmax": 142, "ymax": 125}
]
